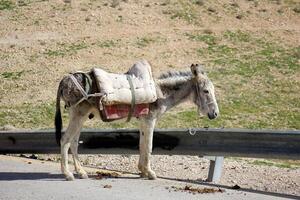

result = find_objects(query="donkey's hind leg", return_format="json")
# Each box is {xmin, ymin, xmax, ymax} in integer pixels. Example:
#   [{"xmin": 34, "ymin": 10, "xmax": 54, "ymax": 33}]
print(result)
[
  {"xmin": 61, "ymin": 107, "xmax": 86, "ymax": 181},
  {"xmin": 70, "ymin": 131, "xmax": 88, "ymax": 179}
]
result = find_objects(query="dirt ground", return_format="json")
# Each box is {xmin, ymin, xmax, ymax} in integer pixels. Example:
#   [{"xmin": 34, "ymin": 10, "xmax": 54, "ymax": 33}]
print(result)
[{"xmin": 0, "ymin": 0, "xmax": 299, "ymax": 106}]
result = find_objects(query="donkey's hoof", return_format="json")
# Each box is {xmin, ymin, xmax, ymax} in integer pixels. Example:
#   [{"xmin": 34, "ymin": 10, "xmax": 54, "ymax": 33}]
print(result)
[
  {"xmin": 147, "ymin": 171, "xmax": 157, "ymax": 180},
  {"xmin": 65, "ymin": 174, "xmax": 75, "ymax": 181},
  {"xmin": 138, "ymin": 164, "xmax": 143, "ymax": 172},
  {"xmin": 79, "ymin": 172, "xmax": 88, "ymax": 179},
  {"xmin": 140, "ymin": 172, "xmax": 148, "ymax": 178}
]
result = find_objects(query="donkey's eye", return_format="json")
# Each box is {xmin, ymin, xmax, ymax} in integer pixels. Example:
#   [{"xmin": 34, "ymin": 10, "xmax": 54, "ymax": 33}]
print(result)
[{"xmin": 203, "ymin": 89, "xmax": 209, "ymax": 94}]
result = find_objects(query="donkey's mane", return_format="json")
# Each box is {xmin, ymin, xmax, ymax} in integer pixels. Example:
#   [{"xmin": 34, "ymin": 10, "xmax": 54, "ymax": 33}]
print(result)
[
  {"xmin": 156, "ymin": 70, "xmax": 192, "ymax": 88},
  {"xmin": 158, "ymin": 70, "xmax": 192, "ymax": 80}
]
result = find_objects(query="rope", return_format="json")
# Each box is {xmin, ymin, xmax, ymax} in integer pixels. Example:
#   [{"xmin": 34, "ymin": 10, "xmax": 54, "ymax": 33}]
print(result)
[
  {"xmin": 69, "ymin": 74, "xmax": 106, "ymax": 107},
  {"xmin": 70, "ymin": 74, "xmax": 88, "ymax": 99}
]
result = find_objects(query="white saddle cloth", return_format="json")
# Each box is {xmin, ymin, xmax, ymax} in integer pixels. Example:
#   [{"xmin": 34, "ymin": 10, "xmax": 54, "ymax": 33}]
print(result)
[{"xmin": 93, "ymin": 60, "xmax": 157, "ymax": 105}]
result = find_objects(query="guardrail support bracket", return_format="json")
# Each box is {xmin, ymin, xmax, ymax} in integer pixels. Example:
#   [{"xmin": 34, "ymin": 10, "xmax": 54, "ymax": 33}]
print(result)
[{"xmin": 206, "ymin": 156, "xmax": 224, "ymax": 183}]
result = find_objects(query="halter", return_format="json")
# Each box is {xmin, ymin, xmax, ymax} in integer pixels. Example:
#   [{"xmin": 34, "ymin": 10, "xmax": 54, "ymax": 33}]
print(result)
[
  {"xmin": 206, "ymin": 100, "xmax": 215, "ymax": 105},
  {"xmin": 193, "ymin": 78, "xmax": 215, "ymax": 107}
]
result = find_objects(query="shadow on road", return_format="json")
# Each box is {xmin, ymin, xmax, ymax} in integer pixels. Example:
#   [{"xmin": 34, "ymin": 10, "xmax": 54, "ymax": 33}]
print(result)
[{"xmin": 0, "ymin": 172, "xmax": 64, "ymax": 181}]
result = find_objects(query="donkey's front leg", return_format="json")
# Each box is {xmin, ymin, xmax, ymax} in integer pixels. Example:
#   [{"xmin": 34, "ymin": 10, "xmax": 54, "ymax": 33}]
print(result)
[{"xmin": 138, "ymin": 118, "xmax": 157, "ymax": 180}]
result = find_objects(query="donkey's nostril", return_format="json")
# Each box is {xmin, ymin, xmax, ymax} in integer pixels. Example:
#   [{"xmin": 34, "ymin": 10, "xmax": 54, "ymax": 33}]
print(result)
[{"xmin": 208, "ymin": 111, "xmax": 218, "ymax": 120}]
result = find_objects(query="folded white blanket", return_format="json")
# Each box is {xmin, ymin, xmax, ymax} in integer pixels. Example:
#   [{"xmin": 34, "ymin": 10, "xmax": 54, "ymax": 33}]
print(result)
[{"xmin": 93, "ymin": 60, "xmax": 157, "ymax": 105}]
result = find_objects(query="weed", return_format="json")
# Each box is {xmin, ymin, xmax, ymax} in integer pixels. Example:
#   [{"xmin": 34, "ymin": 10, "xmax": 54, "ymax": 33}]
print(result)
[
  {"xmin": 256, "ymin": 45, "xmax": 299, "ymax": 71},
  {"xmin": 44, "ymin": 42, "xmax": 88, "ymax": 57},
  {"xmin": 223, "ymin": 2, "xmax": 240, "ymax": 15},
  {"xmin": 67, "ymin": 42, "xmax": 88, "ymax": 51},
  {"xmin": 97, "ymin": 40, "xmax": 119, "ymax": 48},
  {"xmin": 44, "ymin": 49, "xmax": 66, "ymax": 57},
  {"xmin": 171, "ymin": 10, "xmax": 197, "ymax": 23},
  {"xmin": 293, "ymin": 5, "xmax": 300, "ymax": 13},
  {"xmin": 116, "ymin": 15, "xmax": 123, "ymax": 22},
  {"xmin": 0, "ymin": 102, "xmax": 58, "ymax": 128},
  {"xmin": 251, "ymin": 160, "xmax": 300, "ymax": 169},
  {"xmin": 29, "ymin": 54, "xmax": 39, "ymax": 63},
  {"xmin": 17, "ymin": 0, "xmax": 29, "ymax": 7},
  {"xmin": 227, "ymin": 158, "xmax": 300, "ymax": 169},
  {"xmin": 136, "ymin": 36, "xmax": 165, "ymax": 48},
  {"xmin": 186, "ymin": 33, "xmax": 217, "ymax": 45},
  {"xmin": 192, "ymin": 0, "xmax": 204, "ymax": 6},
  {"xmin": 169, "ymin": 0, "xmax": 198, "ymax": 24},
  {"xmin": 223, "ymin": 30, "xmax": 251, "ymax": 42},
  {"xmin": 0, "ymin": 0, "xmax": 14, "ymax": 10},
  {"xmin": 1, "ymin": 70, "xmax": 25, "ymax": 80}
]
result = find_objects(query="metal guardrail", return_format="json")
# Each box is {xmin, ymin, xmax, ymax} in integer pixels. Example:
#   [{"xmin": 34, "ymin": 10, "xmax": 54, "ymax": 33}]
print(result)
[
  {"xmin": 1, "ymin": 128, "xmax": 299, "ymax": 158},
  {"xmin": 1, "ymin": 128, "xmax": 299, "ymax": 182}
]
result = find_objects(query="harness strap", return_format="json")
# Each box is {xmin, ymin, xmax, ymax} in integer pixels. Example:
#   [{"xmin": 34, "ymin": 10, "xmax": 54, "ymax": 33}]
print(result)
[
  {"xmin": 82, "ymin": 73, "xmax": 92, "ymax": 95},
  {"xmin": 70, "ymin": 74, "xmax": 88, "ymax": 99},
  {"xmin": 69, "ymin": 74, "xmax": 106, "ymax": 107},
  {"xmin": 126, "ymin": 75, "xmax": 136, "ymax": 122}
]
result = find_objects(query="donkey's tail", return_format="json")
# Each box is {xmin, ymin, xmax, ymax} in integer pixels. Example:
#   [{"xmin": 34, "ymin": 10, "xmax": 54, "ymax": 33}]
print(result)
[{"xmin": 55, "ymin": 81, "xmax": 63, "ymax": 146}]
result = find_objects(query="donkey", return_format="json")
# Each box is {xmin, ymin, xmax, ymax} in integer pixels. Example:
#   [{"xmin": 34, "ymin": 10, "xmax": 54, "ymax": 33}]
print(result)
[{"xmin": 55, "ymin": 63, "xmax": 219, "ymax": 181}]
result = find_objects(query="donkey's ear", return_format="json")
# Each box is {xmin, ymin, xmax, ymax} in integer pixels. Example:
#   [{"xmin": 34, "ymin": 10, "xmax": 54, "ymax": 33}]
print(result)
[
  {"xmin": 191, "ymin": 64, "xmax": 197, "ymax": 76},
  {"xmin": 190, "ymin": 64, "xmax": 203, "ymax": 77}
]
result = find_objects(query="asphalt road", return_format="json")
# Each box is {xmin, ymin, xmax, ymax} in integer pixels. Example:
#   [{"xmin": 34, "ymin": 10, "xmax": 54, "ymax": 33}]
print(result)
[{"xmin": 0, "ymin": 155, "xmax": 297, "ymax": 200}]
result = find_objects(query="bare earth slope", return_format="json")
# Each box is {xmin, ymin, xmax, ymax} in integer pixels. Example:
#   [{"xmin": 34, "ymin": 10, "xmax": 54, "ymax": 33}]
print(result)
[
  {"xmin": 0, "ymin": 0, "xmax": 299, "ymax": 129},
  {"xmin": 0, "ymin": 0, "xmax": 299, "ymax": 197}
]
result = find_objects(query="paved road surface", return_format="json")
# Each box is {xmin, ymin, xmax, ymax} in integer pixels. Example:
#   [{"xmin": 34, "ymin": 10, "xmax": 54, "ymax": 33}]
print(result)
[{"xmin": 0, "ymin": 155, "xmax": 297, "ymax": 200}]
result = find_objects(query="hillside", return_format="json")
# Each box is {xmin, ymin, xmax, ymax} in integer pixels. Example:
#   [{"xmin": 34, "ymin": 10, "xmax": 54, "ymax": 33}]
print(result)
[{"xmin": 0, "ymin": 0, "xmax": 299, "ymax": 129}]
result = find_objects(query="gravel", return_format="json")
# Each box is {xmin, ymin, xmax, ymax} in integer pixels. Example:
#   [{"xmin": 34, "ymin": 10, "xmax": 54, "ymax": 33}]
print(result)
[{"xmin": 34, "ymin": 154, "xmax": 300, "ymax": 196}]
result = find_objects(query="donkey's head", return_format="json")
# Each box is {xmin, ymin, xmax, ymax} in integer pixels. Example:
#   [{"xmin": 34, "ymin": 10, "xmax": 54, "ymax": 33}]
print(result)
[{"xmin": 191, "ymin": 64, "xmax": 219, "ymax": 120}]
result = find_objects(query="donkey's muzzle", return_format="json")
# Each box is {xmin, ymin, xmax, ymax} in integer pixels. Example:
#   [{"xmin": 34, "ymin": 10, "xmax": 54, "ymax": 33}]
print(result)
[{"xmin": 208, "ymin": 110, "xmax": 218, "ymax": 120}]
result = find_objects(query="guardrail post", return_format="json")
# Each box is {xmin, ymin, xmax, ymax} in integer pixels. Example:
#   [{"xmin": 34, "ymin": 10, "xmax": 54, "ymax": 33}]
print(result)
[{"xmin": 206, "ymin": 156, "xmax": 224, "ymax": 183}]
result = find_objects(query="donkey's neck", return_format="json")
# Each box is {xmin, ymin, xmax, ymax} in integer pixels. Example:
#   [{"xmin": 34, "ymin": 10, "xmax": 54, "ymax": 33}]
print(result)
[{"xmin": 156, "ymin": 72, "xmax": 194, "ymax": 111}]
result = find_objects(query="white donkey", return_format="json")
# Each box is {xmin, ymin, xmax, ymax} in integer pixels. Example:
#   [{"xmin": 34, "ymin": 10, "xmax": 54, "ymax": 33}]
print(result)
[{"xmin": 55, "ymin": 63, "xmax": 219, "ymax": 181}]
